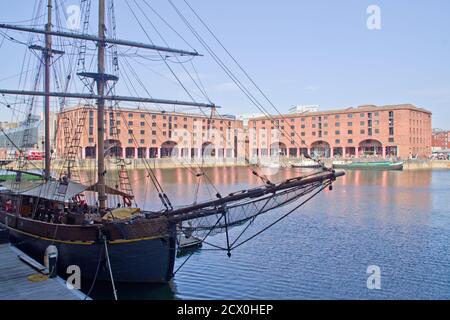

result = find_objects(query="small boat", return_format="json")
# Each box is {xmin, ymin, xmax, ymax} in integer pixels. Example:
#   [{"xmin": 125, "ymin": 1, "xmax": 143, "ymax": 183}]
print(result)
[
  {"xmin": 333, "ymin": 160, "xmax": 404, "ymax": 171},
  {"xmin": 178, "ymin": 234, "xmax": 203, "ymax": 251},
  {"xmin": 0, "ymin": 170, "xmax": 44, "ymax": 182},
  {"xmin": 264, "ymin": 163, "xmax": 282, "ymax": 169},
  {"xmin": 291, "ymin": 159, "xmax": 321, "ymax": 169}
]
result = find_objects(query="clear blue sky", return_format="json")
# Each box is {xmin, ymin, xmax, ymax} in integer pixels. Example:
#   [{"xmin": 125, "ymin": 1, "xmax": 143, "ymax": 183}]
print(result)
[{"xmin": 1, "ymin": 0, "xmax": 449, "ymax": 128}]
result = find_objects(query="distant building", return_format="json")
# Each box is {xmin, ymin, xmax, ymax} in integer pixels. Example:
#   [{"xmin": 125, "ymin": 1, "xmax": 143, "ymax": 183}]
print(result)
[
  {"xmin": 55, "ymin": 103, "xmax": 434, "ymax": 161},
  {"xmin": 236, "ymin": 113, "xmax": 265, "ymax": 127},
  {"xmin": 56, "ymin": 105, "xmax": 244, "ymax": 160},
  {"xmin": 0, "ymin": 112, "xmax": 57, "ymax": 156},
  {"xmin": 432, "ymin": 129, "xmax": 450, "ymax": 152},
  {"xmin": 0, "ymin": 121, "xmax": 19, "ymax": 130},
  {"xmin": 0, "ymin": 116, "xmax": 41, "ymax": 150},
  {"xmin": 289, "ymin": 105, "xmax": 319, "ymax": 114},
  {"xmin": 247, "ymin": 104, "xmax": 432, "ymax": 159}
]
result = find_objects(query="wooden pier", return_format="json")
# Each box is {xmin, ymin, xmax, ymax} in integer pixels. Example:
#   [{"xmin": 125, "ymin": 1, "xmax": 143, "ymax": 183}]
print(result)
[{"xmin": 0, "ymin": 242, "xmax": 90, "ymax": 300}]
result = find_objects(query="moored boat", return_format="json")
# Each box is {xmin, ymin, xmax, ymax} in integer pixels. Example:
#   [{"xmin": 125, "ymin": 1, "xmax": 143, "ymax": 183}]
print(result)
[
  {"xmin": 0, "ymin": 169, "xmax": 44, "ymax": 182},
  {"xmin": 290, "ymin": 159, "xmax": 321, "ymax": 169},
  {"xmin": 333, "ymin": 160, "xmax": 404, "ymax": 171}
]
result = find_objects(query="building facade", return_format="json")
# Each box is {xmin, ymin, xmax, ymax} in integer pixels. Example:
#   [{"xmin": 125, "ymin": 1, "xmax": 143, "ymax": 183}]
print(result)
[
  {"xmin": 432, "ymin": 129, "xmax": 450, "ymax": 152},
  {"xmin": 56, "ymin": 105, "xmax": 245, "ymax": 160},
  {"xmin": 247, "ymin": 104, "xmax": 432, "ymax": 159},
  {"xmin": 56, "ymin": 104, "xmax": 432, "ymax": 161},
  {"xmin": 0, "ymin": 113, "xmax": 57, "ymax": 157}
]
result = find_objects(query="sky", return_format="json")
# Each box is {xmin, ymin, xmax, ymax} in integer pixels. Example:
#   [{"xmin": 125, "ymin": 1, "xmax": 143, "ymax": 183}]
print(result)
[{"xmin": 0, "ymin": 0, "xmax": 449, "ymax": 128}]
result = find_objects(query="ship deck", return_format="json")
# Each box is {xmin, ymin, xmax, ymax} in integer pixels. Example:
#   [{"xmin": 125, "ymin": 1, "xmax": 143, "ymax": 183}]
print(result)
[{"xmin": 0, "ymin": 242, "xmax": 90, "ymax": 300}]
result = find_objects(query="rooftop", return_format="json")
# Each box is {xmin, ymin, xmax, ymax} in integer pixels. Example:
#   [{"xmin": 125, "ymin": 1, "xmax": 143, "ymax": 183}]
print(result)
[
  {"xmin": 250, "ymin": 104, "xmax": 432, "ymax": 120},
  {"xmin": 59, "ymin": 105, "xmax": 237, "ymax": 121}
]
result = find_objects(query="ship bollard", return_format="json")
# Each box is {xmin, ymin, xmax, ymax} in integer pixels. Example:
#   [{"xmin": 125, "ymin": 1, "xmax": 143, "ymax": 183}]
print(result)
[{"xmin": 44, "ymin": 245, "xmax": 58, "ymax": 278}]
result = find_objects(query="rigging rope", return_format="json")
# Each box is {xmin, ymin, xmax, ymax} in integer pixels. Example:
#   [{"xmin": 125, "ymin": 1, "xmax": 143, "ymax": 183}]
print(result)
[
  {"xmin": 169, "ymin": 0, "xmax": 327, "ymax": 168},
  {"xmin": 232, "ymin": 181, "xmax": 332, "ymax": 251},
  {"xmin": 124, "ymin": 1, "xmax": 261, "ymax": 198},
  {"xmin": 103, "ymin": 236, "xmax": 118, "ymax": 301}
]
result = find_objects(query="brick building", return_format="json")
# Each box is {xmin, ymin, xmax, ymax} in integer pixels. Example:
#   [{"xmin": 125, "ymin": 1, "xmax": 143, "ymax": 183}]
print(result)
[
  {"xmin": 432, "ymin": 130, "xmax": 450, "ymax": 152},
  {"xmin": 247, "ymin": 104, "xmax": 432, "ymax": 159},
  {"xmin": 56, "ymin": 105, "xmax": 244, "ymax": 160},
  {"xmin": 56, "ymin": 104, "xmax": 432, "ymax": 161}
]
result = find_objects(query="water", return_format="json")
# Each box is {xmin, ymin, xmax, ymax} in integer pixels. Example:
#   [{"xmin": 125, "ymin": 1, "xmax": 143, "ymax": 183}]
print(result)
[{"xmin": 90, "ymin": 168, "xmax": 450, "ymax": 300}]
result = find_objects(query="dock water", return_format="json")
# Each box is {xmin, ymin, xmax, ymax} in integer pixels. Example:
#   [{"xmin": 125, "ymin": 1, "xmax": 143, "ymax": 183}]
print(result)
[{"xmin": 0, "ymin": 230, "xmax": 89, "ymax": 300}]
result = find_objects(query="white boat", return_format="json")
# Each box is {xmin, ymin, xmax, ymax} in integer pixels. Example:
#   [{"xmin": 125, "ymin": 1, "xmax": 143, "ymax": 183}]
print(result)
[
  {"xmin": 291, "ymin": 159, "xmax": 321, "ymax": 169},
  {"xmin": 178, "ymin": 234, "xmax": 202, "ymax": 250}
]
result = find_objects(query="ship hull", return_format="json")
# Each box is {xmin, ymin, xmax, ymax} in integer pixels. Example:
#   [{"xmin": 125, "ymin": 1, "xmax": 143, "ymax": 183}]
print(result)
[
  {"xmin": 333, "ymin": 161, "xmax": 404, "ymax": 171},
  {"xmin": 8, "ymin": 228, "xmax": 177, "ymax": 284}
]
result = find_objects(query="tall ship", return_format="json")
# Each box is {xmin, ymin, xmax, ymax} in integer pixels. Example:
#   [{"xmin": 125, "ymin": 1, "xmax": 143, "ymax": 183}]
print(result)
[{"xmin": 0, "ymin": 0, "xmax": 343, "ymax": 289}]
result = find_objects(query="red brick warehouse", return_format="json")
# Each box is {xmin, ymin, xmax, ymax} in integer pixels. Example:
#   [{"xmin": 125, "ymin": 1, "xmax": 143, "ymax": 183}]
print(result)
[
  {"xmin": 56, "ymin": 105, "xmax": 245, "ymax": 160},
  {"xmin": 56, "ymin": 104, "xmax": 432, "ymax": 161},
  {"xmin": 247, "ymin": 104, "xmax": 432, "ymax": 159}
]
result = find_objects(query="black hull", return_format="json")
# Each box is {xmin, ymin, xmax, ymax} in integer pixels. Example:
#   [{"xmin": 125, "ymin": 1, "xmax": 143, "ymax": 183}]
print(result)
[{"xmin": 8, "ymin": 229, "xmax": 177, "ymax": 284}]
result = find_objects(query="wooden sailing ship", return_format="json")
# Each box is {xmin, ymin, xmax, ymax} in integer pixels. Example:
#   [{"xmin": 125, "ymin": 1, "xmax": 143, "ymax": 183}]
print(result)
[{"xmin": 0, "ymin": 0, "xmax": 344, "ymax": 287}]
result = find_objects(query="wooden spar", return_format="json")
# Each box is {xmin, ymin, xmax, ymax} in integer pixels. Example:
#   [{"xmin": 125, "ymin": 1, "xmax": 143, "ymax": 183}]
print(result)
[
  {"xmin": 44, "ymin": 0, "xmax": 52, "ymax": 180},
  {"xmin": 97, "ymin": 0, "xmax": 107, "ymax": 210},
  {"xmin": 168, "ymin": 170, "xmax": 345, "ymax": 222},
  {"xmin": 0, "ymin": 23, "xmax": 201, "ymax": 57},
  {"xmin": 0, "ymin": 89, "xmax": 219, "ymax": 109}
]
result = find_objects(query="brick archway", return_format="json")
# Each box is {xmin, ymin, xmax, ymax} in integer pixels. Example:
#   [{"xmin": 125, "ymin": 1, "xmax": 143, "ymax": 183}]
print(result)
[
  {"xmin": 270, "ymin": 142, "xmax": 287, "ymax": 156},
  {"xmin": 202, "ymin": 142, "xmax": 216, "ymax": 157},
  {"xmin": 311, "ymin": 141, "xmax": 331, "ymax": 158},
  {"xmin": 359, "ymin": 139, "xmax": 383, "ymax": 156},
  {"xmin": 161, "ymin": 141, "xmax": 178, "ymax": 158},
  {"xmin": 105, "ymin": 139, "xmax": 121, "ymax": 158}
]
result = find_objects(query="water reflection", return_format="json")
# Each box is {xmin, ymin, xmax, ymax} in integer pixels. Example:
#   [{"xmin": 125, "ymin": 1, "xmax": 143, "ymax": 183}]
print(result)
[
  {"xmin": 87, "ymin": 168, "xmax": 449, "ymax": 300},
  {"xmin": 86, "ymin": 280, "xmax": 177, "ymax": 300},
  {"xmin": 129, "ymin": 168, "xmax": 432, "ymax": 218}
]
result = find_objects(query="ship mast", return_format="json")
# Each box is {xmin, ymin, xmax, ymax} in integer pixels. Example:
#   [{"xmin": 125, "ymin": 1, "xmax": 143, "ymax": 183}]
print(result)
[
  {"xmin": 44, "ymin": 0, "xmax": 52, "ymax": 180},
  {"xmin": 97, "ymin": 0, "xmax": 107, "ymax": 210},
  {"xmin": 0, "ymin": 0, "xmax": 219, "ymax": 209}
]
